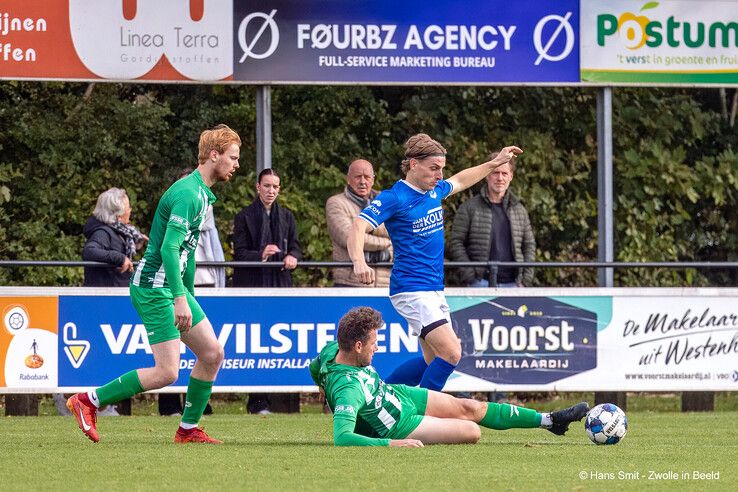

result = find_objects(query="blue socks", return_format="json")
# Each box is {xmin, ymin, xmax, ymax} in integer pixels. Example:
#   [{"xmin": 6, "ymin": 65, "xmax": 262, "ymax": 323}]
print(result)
[
  {"xmin": 385, "ymin": 356, "xmax": 428, "ymax": 385},
  {"xmin": 419, "ymin": 357, "xmax": 457, "ymax": 391}
]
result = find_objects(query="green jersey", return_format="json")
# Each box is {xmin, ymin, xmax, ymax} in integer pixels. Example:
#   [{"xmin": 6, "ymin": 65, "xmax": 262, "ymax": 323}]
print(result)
[
  {"xmin": 310, "ymin": 341, "xmax": 427, "ymax": 446},
  {"xmin": 132, "ymin": 170, "xmax": 215, "ymax": 296}
]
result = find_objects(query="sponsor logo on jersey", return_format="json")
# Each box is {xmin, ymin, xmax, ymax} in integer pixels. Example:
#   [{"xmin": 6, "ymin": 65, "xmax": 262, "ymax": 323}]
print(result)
[
  {"xmin": 169, "ymin": 214, "xmax": 190, "ymax": 228},
  {"xmin": 411, "ymin": 206, "xmax": 444, "ymax": 235},
  {"xmin": 335, "ymin": 404, "xmax": 355, "ymax": 415}
]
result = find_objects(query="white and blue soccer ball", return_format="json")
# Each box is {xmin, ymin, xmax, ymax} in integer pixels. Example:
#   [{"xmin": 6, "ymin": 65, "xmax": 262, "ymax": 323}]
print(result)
[{"xmin": 584, "ymin": 403, "xmax": 628, "ymax": 445}]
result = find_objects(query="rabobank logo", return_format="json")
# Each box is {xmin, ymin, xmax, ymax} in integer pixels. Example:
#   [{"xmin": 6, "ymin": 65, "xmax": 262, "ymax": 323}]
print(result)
[
  {"xmin": 454, "ymin": 297, "xmax": 597, "ymax": 384},
  {"xmin": 237, "ymin": 10, "xmax": 280, "ymax": 62}
]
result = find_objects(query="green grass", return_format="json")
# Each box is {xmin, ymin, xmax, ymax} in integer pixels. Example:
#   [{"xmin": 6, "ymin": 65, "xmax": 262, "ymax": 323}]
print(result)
[{"xmin": 1, "ymin": 405, "xmax": 736, "ymax": 491}]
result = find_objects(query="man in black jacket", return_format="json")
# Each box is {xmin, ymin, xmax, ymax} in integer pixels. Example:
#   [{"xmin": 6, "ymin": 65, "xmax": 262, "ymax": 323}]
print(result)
[{"xmin": 449, "ymin": 154, "xmax": 535, "ymax": 287}]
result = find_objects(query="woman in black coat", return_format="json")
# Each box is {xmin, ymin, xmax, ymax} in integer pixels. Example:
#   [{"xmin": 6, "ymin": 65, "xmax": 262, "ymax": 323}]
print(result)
[
  {"xmin": 231, "ymin": 168, "xmax": 303, "ymax": 414},
  {"xmin": 232, "ymin": 169, "xmax": 302, "ymax": 288},
  {"xmin": 82, "ymin": 188, "xmax": 147, "ymax": 287}
]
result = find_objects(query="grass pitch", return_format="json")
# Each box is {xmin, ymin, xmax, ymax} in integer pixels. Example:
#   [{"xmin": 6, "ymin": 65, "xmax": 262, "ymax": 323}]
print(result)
[{"xmin": 1, "ymin": 399, "xmax": 736, "ymax": 491}]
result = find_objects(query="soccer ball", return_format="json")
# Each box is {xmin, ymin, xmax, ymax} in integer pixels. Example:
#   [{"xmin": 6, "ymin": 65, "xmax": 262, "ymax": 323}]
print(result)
[{"xmin": 584, "ymin": 403, "xmax": 628, "ymax": 445}]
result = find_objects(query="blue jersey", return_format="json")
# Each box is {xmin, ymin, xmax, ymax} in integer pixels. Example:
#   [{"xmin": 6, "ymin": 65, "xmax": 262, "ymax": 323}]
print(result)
[{"xmin": 359, "ymin": 179, "xmax": 453, "ymax": 295}]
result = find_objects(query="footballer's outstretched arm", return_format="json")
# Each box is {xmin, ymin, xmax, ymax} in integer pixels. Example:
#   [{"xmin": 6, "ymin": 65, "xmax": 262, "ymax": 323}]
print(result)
[
  {"xmin": 447, "ymin": 146, "xmax": 522, "ymax": 197},
  {"xmin": 347, "ymin": 217, "xmax": 375, "ymax": 285}
]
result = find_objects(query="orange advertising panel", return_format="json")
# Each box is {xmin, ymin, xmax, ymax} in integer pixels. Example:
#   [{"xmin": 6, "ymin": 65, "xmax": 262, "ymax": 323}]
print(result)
[
  {"xmin": 1, "ymin": 297, "xmax": 58, "ymax": 388},
  {"xmin": 0, "ymin": 0, "xmax": 233, "ymax": 82}
]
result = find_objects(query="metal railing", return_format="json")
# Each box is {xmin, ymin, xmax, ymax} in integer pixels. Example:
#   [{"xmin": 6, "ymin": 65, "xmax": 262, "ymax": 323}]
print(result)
[{"xmin": 2, "ymin": 260, "xmax": 737, "ymax": 286}]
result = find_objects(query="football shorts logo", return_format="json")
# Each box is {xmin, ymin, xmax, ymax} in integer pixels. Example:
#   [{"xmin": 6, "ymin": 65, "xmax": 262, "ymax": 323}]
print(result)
[{"xmin": 63, "ymin": 322, "xmax": 91, "ymax": 369}]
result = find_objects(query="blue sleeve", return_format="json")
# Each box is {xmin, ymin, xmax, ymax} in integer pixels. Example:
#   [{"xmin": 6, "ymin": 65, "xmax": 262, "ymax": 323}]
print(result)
[
  {"xmin": 358, "ymin": 190, "xmax": 398, "ymax": 230},
  {"xmin": 438, "ymin": 180, "xmax": 453, "ymax": 200}
]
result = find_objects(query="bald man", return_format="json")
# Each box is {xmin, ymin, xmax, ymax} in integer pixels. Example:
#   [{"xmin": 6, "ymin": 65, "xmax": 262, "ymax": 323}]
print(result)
[{"xmin": 326, "ymin": 159, "xmax": 393, "ymax": 287}]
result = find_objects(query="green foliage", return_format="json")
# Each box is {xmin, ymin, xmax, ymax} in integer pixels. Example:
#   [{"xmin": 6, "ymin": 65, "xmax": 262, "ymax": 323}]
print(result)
[{"xmin": 1, "ymin": 82, "xmax": 737, "ymax": 287}]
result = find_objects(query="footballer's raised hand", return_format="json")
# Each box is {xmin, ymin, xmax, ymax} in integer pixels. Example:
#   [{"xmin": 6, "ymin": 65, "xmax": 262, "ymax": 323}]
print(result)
[
  {"xmin": 389, "ymin": 439, "xmax": 424, "ymax": 448},
  {"xmin": 491, "ymin": 146, "xmax": 523, "ymax": 167}
]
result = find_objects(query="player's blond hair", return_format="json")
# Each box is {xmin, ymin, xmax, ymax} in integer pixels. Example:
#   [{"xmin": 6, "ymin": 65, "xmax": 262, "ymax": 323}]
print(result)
[
  {"xmin": 400, "ymin": 133, "xmax": 447, "ymax": 175},
  {"xmin": 197, "ymin": 124, "xmax": 241, "ymax": 165}
]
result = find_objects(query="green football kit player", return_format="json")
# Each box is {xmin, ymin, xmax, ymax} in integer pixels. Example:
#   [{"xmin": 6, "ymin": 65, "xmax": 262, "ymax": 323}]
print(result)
[
  {"xmin": 68, "ymin": 124, "xmax": 241, "ymax": 444},
  {"xmin": 310, "ymin": 307, "xmax": 590, "ymax": 447}
]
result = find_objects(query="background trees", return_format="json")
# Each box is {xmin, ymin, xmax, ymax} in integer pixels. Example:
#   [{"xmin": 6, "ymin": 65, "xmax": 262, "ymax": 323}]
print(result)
[{"xmin": 1, "ymin": 82, "xmax": 736, "ymax": 286}]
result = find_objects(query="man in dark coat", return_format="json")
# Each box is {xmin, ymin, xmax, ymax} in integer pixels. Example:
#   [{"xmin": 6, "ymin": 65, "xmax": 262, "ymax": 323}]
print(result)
[{"xmin": 449, "ymin": 154, "xmax": 535, "ymax": 287}]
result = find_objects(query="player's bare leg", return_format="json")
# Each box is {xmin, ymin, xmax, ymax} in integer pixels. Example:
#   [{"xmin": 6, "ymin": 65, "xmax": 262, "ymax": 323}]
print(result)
[
  {"xmin": 137, "ymin": 339, "xmax": 181, "ymax": 389},
  {"xmin": 174, "ymin": 318, "xmax": 224, "ymax": 444},
  {"xmin": 407, "ymin": 416, "xmax": 481, "ymax": 444}
]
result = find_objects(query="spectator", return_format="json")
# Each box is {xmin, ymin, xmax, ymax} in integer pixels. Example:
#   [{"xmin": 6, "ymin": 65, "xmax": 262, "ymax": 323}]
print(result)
[
  {"xmin": 67, "ymin": 187, "xmax": 148, "ymax": 416},
  {"xmin": 232, "ymin": 168, "xmax": 302, "ymax": 414},
  {"xmin": 326, "ymin": 158, "xmax": 392, "ymax": 287},
  {"xmin": 449, "ymin": 153, "xmax": 535, "ymax": 288},
  {"xmin": 193, "ymin": 205, "xmax": 226, "ymax": 288},
  {"xmin": 232, "ymin": 168, "xmax": 302, "ymax": 287},
  {"xmin": 82, "ymin": 187, "xmax": 147, "ymax": 287}
]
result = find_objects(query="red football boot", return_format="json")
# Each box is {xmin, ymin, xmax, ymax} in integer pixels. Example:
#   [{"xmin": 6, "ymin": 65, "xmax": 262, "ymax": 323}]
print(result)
[
  {"xmin": 67, "ymin": 393, "xmax": 99, "ymax": 443},
  {"xmin": 174, "ymin": 427, "xmax": 223, "ymax": 444}
]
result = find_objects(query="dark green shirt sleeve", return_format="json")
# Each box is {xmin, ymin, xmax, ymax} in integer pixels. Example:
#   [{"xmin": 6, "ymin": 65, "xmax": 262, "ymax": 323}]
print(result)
[
  {"xmin": 333, "ymin": 417, "xmax": 390, "ymax": 447},
  {"xmin": 332, "ymin": 384, "xmax": 390, "ymax": 447},
  {"xmin": 309, "ymin": 355, "xmax": 321, "ymax": 386},
  {"xmin": 182, "ymin": 249, "xmax": 196, "ymax": 296},
  {"xmin": 160, "ymin": 225, "xmax": 188, "ymax": 297}
]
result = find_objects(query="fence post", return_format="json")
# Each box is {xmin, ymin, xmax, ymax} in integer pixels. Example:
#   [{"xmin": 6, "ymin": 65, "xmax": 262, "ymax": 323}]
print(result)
[
  {"xmin": 681, "ymin": 392, "xmax": 714, "ymax": 412},
  {"xmin": 4, "ymin": 394, "xmax": 39, "ymax": 416},
  {"xmin": 594, "ymin": 391, "xmax": 627, "ymax": 411},
  {"xmin": 487, "ymin": 262, "xmax": 498, "ymax": 287}
]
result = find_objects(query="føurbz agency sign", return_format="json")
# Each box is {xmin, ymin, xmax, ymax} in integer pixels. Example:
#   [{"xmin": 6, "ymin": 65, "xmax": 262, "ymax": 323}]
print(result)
[{"xmin": 232, "ymin": 0, "xmax": 579, "ymax": 83}]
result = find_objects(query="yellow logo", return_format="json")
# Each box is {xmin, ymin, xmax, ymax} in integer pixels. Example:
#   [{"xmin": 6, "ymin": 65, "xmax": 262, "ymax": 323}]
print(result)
[
  {"xmin": 597, "ymin": 2, "xmax": 659, "ymax": 50},
  {"xmin": 617, "ymin": 3, "xmax": 658, "ymax": 50}
]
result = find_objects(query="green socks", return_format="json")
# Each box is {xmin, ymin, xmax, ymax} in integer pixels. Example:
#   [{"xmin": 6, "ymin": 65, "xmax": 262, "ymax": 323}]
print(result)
[
  {"xmin": 95, "ymin": 370, "xmax": 144, "ymax": 406},
  {"xmin": 479, "ymin": 402, "xmax": 542, "ymax": 430},
  {"xmin": 181, "ymin": 377, "xmax": 214, "ymax": 425}
]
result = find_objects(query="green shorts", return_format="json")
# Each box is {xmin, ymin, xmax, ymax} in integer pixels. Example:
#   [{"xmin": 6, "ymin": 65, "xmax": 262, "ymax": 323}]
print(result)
[
  {"xmin": 129, "ymin": 285, "xmax": 206, "ymax": 345},
  {"xmin": 385, "ymin": 384, "xmax": 429, "ymax": 439}
]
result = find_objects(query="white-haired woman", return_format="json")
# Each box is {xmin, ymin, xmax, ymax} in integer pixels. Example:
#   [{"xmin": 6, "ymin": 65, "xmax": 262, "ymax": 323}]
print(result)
[
  {"xmin": 82, "ymin": 187, "xmax": 148, "ymax": 286},
  {"xmin": 54, "ymin": 188, "xmax": 149, "ymax": 417}
]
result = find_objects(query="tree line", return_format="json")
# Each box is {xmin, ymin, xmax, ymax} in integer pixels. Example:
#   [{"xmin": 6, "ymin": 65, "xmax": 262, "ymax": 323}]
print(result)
[{"xmin": 1, "ymin": 82, "xmax": 736, "ymax": 287}]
